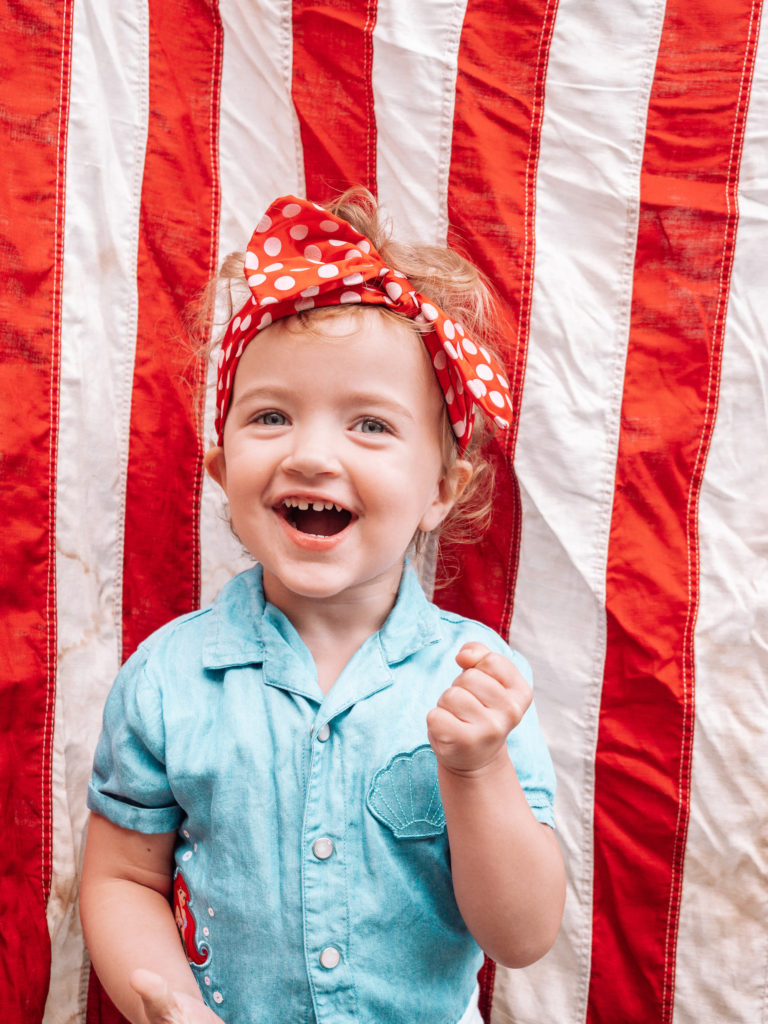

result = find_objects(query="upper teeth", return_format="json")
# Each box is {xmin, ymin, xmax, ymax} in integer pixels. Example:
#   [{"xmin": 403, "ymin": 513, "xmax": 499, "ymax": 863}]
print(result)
[{"xmin": 283, "ymin": 498, "xmax": 344, "ymax": 512}]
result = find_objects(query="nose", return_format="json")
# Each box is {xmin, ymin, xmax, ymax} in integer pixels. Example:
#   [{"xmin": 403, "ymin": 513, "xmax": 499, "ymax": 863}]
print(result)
[{"xmin": 281, "ymin": 423, "xmax": 342, "ymax": 479}]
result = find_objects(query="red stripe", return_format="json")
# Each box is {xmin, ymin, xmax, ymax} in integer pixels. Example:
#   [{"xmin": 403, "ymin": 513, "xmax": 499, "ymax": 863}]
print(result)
[
  {"xmin": 0, "ymin": 2, "xmax": 72, "ymax": 1019},
  {"xmin": 440, "ymin": 1, "xmax": 558, "ymax": 1013},
  {"xmin": 292, "ymin": 0, "xmax": 378, "ymax": 199},
  {"xmin": 89, "ymin": 2, "xmax": 222, "ymax": 1018},
  {"xmin": 120, "ymin": 0, "xmax": 223, "ymax": 662},
  {"xmin": 439, "ymin": 0, "xmax": 558, "ymax": 635},
  {"xmin": 589, "ymin": 2, "xmax": 762, "ymax": 1020},
  {"xmin": 476, "ymin": 957, "xmax": 496, "ymax": 1024}
]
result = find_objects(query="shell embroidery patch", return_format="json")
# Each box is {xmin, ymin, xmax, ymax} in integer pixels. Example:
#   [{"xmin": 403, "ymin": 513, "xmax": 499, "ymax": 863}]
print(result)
[{"xmin": 366, "ymin": 744, "xmax": 446, "ymax": 839}]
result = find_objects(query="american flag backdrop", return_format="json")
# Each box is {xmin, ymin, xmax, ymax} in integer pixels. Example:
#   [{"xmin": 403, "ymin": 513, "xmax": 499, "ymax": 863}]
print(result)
[{"xmin": 1, "ymin": 1, "xmax": 766, "ymax": 1022}]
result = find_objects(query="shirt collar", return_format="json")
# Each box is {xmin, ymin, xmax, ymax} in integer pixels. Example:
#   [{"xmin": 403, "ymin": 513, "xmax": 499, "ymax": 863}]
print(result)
[{"xmin": 201, "ymin": 562, "xmax": 442, "ymax": 674}]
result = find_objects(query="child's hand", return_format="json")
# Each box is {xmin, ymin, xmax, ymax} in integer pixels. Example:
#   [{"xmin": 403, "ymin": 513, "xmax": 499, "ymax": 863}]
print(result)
[
  {"xmin": 130, "ymin": 970, "xmax": 225, "ymax": 1024},
  {"xmin": 427, "ymin": 642, "xmax": 533, "ymax": 775}
]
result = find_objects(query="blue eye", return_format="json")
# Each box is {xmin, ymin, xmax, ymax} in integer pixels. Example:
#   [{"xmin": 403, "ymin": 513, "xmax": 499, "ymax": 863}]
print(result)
[
  {"xmin": 356, "ymin": 417, "xmax": 389, "ymax": 434},
  {"xmin": 255, "ymin": 411, "xmax": 287, "ymax": 426}
]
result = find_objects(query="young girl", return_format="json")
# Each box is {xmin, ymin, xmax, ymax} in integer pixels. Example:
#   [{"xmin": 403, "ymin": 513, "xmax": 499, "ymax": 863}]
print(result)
[{"xmin": 80, "ymin": 192, "xmax": 565, "ymax": 1024}]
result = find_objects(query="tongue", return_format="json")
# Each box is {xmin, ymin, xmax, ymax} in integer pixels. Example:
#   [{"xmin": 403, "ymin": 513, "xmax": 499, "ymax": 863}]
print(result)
[{"xmin": 291, "ymin": 508, "xmax": 350, "ymax": 536}]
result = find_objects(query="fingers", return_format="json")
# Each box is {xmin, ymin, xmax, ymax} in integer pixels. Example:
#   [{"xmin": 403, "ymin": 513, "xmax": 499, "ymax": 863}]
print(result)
[
  {"xmin": 426, "ymin": 701, "xmax": 507, "ymax": 754},
  {"xmin": 427, "ymin": 700, "xmax": 509, "ymax": 776},
  {"xmin": 456, "ymin": 642, "xmax": 527, "ymax": 686},
  {"xmin": 454, "ymin": 641, "xmax": 489, "ymax": 671},
  {"xmin": 428, "ymin": 645, "xmax": 534, "ymax": 774},
  {"xmin": 438, "ymin": 672, "xmax": 527, "ymax": 727},
  {"xmin": 453, "ymin": 646, "xmax": 533, "ymax": 717},
  {"xmin": 130, "ymin": 970, "xmax": 186, "ymax": 1024},
  {"xmin": 429, "ymin": 675, "xmax": 526, "ymax": 752}
]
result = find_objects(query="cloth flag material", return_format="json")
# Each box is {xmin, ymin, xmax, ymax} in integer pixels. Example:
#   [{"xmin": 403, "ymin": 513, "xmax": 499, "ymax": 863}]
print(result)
[{"xmin": 0, "ymin": 1, "xmax": 766, "ymax": 1022}]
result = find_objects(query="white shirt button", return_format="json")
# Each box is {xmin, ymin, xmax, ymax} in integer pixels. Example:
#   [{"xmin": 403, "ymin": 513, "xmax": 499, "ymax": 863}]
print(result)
[
  {"xmin": 320, "ymin": 946, "xmax": 341, "ymax": 969},
  {"xmin": 316, "ymin": 722, "xmax": 331, "ymax": 742},
  {"xmin": 313, "ymin": 837, "xmax": 334, "ymax": 860}
]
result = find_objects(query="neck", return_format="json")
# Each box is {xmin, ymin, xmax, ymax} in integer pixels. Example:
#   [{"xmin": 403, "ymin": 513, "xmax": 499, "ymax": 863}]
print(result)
[{"xmin": 262, "ymin": 567, "xmax": 404, "ymax": 694}]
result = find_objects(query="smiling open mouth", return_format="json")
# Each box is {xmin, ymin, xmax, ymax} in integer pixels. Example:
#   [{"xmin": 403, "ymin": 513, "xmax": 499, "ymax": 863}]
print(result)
[{"xmin": 279, "ymin": 498, "xmax": 353, "ymax": 537}]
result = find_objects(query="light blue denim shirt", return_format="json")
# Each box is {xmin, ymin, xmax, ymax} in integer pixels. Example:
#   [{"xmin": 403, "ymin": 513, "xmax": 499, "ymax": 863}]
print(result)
[{"xmin": 89, "ymin": 565, "xmax": 556, "ymax": 1024}]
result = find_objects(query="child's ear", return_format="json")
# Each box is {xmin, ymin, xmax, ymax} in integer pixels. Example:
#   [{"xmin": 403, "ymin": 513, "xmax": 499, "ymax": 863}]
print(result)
[
  {"xmin": 203, "ymin": 446, "xmax": 227, "ymax": 491},
  {"xmin": 418, "ymin": 459, "xmax": 473, "ymax": 533}
]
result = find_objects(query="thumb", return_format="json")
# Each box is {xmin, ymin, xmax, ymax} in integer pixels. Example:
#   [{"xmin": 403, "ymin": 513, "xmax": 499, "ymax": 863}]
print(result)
[{"xmin": 130, "ymin": 970, "xmax": 186, "ymax": 1024}]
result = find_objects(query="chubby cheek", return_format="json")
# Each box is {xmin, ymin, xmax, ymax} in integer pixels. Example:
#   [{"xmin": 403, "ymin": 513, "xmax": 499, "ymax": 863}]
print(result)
[
  {"xmin": 379, "ymin": 477, "xmax": 444, "ymax": 536},
  {"xmin": 227, "ymin": 505, "xmax": 270, "ymax": 560},
  {"xmin": 217, "ymin": 445, "xmax": 270, "ymax": 501},
  {"xmin": 218, "ymin": 465, "xmax": 265, "ymax": 525}
]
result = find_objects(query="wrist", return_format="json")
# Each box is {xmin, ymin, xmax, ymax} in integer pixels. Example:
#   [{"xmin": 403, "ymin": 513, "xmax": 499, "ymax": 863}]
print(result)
[{"xmin": 436, "ymin": 745, "xmax": 512, "ymax": 782}]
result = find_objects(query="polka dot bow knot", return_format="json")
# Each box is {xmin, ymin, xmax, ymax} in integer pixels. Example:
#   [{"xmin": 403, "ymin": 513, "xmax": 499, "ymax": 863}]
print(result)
[{"xmin": 214, "ymin": 195, "xmax": 513, "ymax": 451}]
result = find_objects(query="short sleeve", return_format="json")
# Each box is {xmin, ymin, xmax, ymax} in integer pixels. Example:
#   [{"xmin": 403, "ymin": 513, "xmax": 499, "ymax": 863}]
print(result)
[
  {"xmin": 503, "ymin": 649, "xmax": 557, "ymax": 828},
  {"xmin": 88, "ymin": 645, "xmax": 184, "ymax": 834}
]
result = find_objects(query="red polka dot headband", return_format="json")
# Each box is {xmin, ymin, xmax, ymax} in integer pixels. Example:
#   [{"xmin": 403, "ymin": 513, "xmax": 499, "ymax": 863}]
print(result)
[{"xmin": 214, "ymin": 195, "xmax": 513, "ymax": 451}]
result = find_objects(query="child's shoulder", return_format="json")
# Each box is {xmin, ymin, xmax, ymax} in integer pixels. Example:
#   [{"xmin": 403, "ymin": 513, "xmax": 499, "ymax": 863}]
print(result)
[
  {"xmin": 127, "ymin": 566, "xmax": 261, "ymax": 671},
  {"xmin": 433, "ymin": 603, "xmax": 496, "ymax": 630},
  {"xmin": 430, "ymin": 601, "xmax": 533, "ymax": 684},
  {"xmin": 115, "ymin": 605, "xmax": 214, "ymax": 697},
  {"xmin": 132, "ymin": 604, "xmax": 212, "ymax": 659}
]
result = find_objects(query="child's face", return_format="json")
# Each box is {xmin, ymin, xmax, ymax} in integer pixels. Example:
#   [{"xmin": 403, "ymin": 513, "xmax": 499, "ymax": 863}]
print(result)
[{"xmin": 205, "ymin": 309, "xmax": 469, "ymax": 613}]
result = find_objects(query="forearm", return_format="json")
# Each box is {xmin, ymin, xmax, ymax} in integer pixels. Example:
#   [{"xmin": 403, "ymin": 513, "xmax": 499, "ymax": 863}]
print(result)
[
  {"xmin": 80, "ymin": 815, "xmax": 203, "ymax": 1024},
  {"xmin": 439, "ymin": 754, "xmax": 565, "ymax": 967},
  {"xmin": 81, "ymin": 877, "xmax": 201, "ymax": 1022}
]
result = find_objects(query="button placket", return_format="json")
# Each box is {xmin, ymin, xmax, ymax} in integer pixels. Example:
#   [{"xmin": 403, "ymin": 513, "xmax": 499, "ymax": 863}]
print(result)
[{"xmin": 303, "ymin": 715, "xmax": 357, "ymax": 1021}]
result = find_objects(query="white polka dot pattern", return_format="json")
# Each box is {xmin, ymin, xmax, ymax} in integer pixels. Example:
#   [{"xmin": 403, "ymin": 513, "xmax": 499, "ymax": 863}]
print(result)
[{"xmin": 214, "ymin": 195, "xmax": 513, "ymax": 450}]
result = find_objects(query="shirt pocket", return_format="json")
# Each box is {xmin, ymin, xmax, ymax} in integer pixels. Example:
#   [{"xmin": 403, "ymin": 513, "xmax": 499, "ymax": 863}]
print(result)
[{"xmin": 366, "ymin": 744, "xmax": 446, "ymax": 839}]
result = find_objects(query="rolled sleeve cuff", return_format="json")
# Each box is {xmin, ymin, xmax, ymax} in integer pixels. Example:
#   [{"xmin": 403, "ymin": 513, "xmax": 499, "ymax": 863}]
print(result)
[
  {"xmin": 528, "ymin": 796, "xmax": 555, "ymax": 829},
  {"xmin": 87, "ymin": 783, "xmax": 184, "ymax": 835}
]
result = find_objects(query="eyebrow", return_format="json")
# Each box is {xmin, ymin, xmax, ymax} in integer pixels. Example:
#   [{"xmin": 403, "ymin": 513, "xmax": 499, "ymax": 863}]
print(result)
[
  {"xmin": 342, "ymin": 390, "xmax": 416, "ymax": 421},
  {"xmin": 230, "ymin": 384, "xmax": 287, "ymax": 408}
]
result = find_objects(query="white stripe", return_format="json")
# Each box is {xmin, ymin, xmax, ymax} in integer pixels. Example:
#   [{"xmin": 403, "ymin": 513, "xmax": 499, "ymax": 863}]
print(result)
[
  {"xmin": 200, "ymin": 0, "xmax": 304, "ymax": 605},
  {"xmin": 372, "ymin": 0, "xmax": 467, "ymax": 594},
  {"xmin": 216, "ymin": 0, "xmax": 304, "ymax": 248},
  {"xmin": 373, "ymin": 0, "xmax": 468, "ymax": 245},
  {"xmin": 673, "ymin": 9, "xmax": 768, "ymax": 1021},
  {"xmin": 494, "ymin": 0, "xmax": 665, "ymax": 1020},
  {"xmin": 457, "ymin": 984, "xmax": 483, "ymax": 1024},
  {"xmin": 45, "ymin": 2, "xmax": 149, "ymax": 1020}
]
